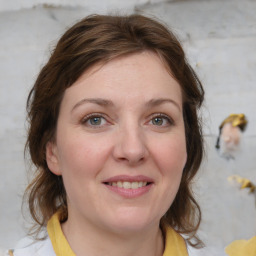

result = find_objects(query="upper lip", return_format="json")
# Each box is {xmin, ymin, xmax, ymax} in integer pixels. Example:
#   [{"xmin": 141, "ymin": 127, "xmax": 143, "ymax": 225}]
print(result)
[{"xmin": 102, "ymin": 175, "xmax": 154, "ymax": 183}]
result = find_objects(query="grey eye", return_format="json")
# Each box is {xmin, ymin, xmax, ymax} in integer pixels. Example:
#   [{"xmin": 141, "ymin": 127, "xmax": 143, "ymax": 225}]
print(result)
[
  {"xmin": 152, "ymin": 117, "xmax": 164, "ymax": 126},
  {"xmin": 89, "ymin": 117, "xmax": 102, "ymax": 125}
]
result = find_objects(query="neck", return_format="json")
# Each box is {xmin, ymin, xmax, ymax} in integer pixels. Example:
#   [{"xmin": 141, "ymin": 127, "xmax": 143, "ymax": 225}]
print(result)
[{"xmin": 61, "ymin": 215, "xmax": 164, "ymax": 256}]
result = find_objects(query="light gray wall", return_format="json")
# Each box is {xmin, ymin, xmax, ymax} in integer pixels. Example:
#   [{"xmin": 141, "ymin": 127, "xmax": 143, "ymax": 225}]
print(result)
[{"xmin": 0, "ymin": 0, "xmax": 255, "ymax": 251}]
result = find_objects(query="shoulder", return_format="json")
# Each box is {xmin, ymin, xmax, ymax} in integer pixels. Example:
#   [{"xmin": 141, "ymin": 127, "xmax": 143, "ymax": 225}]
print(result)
[
  {"xmin": 10, "ymin": 236, "xmax": 55, "ymax": 256},
  {"xmin": 163, "ymin": 226, "xmax": 226, "ymax": 256}
]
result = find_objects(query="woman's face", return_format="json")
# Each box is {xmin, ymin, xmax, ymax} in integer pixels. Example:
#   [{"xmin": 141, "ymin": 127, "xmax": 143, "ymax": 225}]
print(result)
[{"xmin": 46, "ymin": 52, "xmax": 187, "ymax": 234}]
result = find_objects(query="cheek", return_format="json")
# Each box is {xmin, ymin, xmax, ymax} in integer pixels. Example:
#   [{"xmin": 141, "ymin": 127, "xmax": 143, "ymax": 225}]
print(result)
[
  {"xmin": 151, "ymin": 134, "xmax": 187, "ymax": 174},
  {"xmin": 56, "ymin": 133, "xmax": 112, "ymax": 178},
  {"xmin": 151, "ymin": 133, "xmax": 187, "ymax": 196},
  {"xmin": 151, "ymin": 134, "xmax": 187, "ymax": 212}
]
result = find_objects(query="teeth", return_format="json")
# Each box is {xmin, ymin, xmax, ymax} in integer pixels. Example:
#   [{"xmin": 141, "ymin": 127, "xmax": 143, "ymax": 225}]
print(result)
[
  {"xmin": 131, "ymin": 182, "xmax": 138, "ymax": 189},
  {"xmin": 123, "ymin": 181, "xmax": 131, "ymax": 189},
  {"xmin": 109, "ymin": 181, "xmax": 148, "ymax": 189}
]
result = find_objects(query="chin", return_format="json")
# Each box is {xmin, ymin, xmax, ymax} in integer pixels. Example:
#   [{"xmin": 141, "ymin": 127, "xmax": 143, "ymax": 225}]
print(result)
[
  {"xmin": 103, "ymin": 210, "xmax": 160, "ymax": 234},
  {"xmin": 107, "ymin": 222, "xmax": 153, "ymax": 235}
]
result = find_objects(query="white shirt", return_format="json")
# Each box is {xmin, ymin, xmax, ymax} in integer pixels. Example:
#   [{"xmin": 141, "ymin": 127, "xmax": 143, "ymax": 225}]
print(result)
[{"xmin": 5, "ymin": 236, "xmax": 226, "ymax": 256}]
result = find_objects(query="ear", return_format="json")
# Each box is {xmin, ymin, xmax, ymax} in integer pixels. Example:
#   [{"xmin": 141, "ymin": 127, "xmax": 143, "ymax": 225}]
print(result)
[{"xmin": 46, "ymin": 141, "xmax": 62, "ymax": 176}]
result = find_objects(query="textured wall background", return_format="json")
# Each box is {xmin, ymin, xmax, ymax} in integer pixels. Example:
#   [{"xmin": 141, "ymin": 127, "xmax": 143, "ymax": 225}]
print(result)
[{"xmin": 0, "ymin": 0, "xmax": 255, "ymax": 251}]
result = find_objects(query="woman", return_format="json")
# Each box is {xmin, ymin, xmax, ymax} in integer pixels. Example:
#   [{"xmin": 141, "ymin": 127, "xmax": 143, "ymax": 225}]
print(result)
[{"xmin": 8, "ymin": 14, "xmax": 205, "ymax": 256}]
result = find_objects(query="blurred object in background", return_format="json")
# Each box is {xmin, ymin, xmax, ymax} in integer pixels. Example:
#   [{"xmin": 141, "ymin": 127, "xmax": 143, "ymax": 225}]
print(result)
[
  {"xmin": 225, "ymin": 236, "xmax": 256, "ymax": 256},
  {"xmin": 228, "ymin": 175, "xmax": 256, "ymax": 194},
  {"xmin": 216, "ymin": 114, "xmax": 248, "ymax": 160}
]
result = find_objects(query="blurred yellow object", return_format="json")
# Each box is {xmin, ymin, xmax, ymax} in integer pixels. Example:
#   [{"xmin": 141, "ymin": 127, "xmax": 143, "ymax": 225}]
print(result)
[
  {"xmin": 220, "ymin": 114, "xmax": 248, "ymax": 131},
  {"xmin": 225, "ymin": 236, "xmax": 256, "ymax": 256},
  {"xmin": 228, "ymin": 175, "xmax": 256, "ymax": 193}
]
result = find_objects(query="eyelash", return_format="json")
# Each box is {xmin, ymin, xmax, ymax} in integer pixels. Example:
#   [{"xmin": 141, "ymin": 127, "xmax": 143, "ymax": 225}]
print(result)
[
  {"xmin": 80, "ymin": 113, "xmax": 174, "ymax": 128},
  {"xmin": 149, "ymin": 113, "xmax": 174, "ymax": 127},
  {"xmin": 81, "ymin": 113, "xmax": 108, "ymax": 127}
]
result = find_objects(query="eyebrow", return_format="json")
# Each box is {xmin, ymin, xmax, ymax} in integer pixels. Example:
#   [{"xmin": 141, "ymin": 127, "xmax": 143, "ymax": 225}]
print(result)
[
  {"xmin": 71, "ymin": 97, "xmax": 181, "ymax": 112},
  {"xmin": 145, "ymin": 98, "xmax": 181, "ymax": 111},
  {"xmin": 71, "ymin": 98, "xmax": 114, "ymax": 112}
]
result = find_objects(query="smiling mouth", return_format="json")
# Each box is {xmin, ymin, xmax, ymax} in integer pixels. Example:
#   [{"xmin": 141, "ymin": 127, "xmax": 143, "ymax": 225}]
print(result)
[{"xmin": 104, "ymin": 181, "xmax": 151, "ymax": 189}]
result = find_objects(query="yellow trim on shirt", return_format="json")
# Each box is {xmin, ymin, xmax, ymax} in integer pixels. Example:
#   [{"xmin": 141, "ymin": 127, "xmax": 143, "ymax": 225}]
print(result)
[
  {"xmin": 47, "ymin": 212, "xmax": 188, "ymax": 256},
  {"xmin": 47, "ymin": 212, "xmax": 76, "ymax": 256},
  {"xmin": 163, "ymin": 226, "xmax": 189, "ymax": 256}
]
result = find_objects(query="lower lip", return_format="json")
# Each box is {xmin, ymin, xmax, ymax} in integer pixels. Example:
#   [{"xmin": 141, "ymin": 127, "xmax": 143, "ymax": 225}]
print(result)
[{"xmin": 104, "ymin": 184, "xmax": 153, "ymax": 198}]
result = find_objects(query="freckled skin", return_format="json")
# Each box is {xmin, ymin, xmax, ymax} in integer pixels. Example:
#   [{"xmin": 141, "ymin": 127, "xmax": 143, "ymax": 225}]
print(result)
[{"xmin": 46, "ymin": 52, "xmax": 187, "ymax": 241}]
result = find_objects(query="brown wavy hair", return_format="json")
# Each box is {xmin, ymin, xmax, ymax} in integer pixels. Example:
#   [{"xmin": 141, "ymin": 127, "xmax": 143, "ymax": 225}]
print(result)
[{"xmin": 25, "ymin": 14, "xmax": 204, "ymax": 246}]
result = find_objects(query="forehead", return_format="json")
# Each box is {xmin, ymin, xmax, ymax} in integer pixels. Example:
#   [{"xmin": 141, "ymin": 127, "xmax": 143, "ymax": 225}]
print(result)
[
  {"xmin": 61, "ymin": 51, "xmax": 183, "ymax": 108},
  {"xmin": 85, "ymin": 51, "xmax": 175, "ymax": 78}
]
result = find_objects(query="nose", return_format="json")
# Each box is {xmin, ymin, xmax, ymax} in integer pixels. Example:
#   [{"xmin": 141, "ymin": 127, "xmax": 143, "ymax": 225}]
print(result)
[{"xmin": 112, "ymin": 124, "xmax": 148, "ymax": 165}]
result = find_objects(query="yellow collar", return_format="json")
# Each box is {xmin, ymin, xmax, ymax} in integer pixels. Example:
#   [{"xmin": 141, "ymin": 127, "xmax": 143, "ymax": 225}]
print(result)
[
  {"xmin": 47, "ymin": 212, "xmax": 76, "ymax": 256},
  {"xmin": 225, "ymin": 236, "xmax": 256, "ymax": 256},
  {"xmin": 47, "ymin": 212, "xmax": 188, "ymax": 256},
  {"xmin": 163, "ymin": 226, "xmax": 188, "ymax": 256}
]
